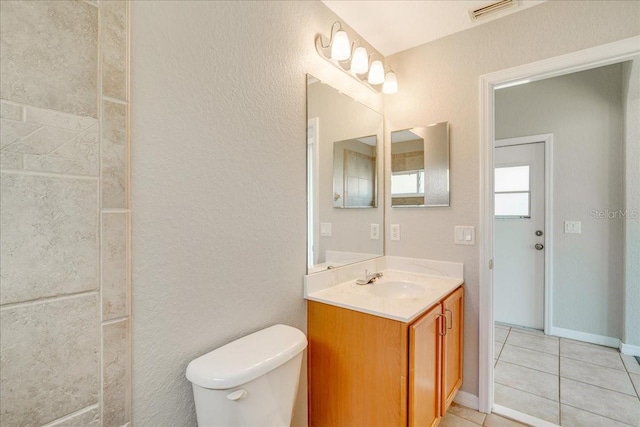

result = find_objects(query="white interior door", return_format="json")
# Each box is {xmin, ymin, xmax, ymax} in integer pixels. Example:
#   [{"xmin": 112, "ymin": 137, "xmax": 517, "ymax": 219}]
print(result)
[{"xmin": 494, "ymin": 141, "xmax": 545, "ymax": 329}]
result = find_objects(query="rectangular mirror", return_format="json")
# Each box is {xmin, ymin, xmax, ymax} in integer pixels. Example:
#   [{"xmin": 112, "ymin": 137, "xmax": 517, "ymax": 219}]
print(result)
[
  {"xmin": 307, "ymin": 75, "xmax": 384, "ymax": 273},
  {"xmin": 391, "ymin": 122, "xmax": 450, "ymax": 207}
]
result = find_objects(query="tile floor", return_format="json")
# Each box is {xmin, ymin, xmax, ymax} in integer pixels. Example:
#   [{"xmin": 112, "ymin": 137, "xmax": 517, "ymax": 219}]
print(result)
[
  {"xmin": 494, "ymin": 323, "xmax": 640, "ymax": 426},
  {"xmin": 441, "ymin": 402, "xmax": 529, "ymax": 426}
]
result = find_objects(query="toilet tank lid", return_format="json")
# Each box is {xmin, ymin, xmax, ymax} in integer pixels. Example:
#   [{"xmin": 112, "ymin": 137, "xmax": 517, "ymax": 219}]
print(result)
[{"xmin": 186, "ymin": 324, "xmax": 307, "ymax": 389}]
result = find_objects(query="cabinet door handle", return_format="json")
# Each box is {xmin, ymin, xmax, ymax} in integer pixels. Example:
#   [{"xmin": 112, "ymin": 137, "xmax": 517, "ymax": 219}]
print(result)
[
  {"xmin": 438, "ymin": 313, "xmax": 447, "ymax": 336},
  {"xmin": 445, "ymin": 309, "xmax": 453, "ymax": 330}
]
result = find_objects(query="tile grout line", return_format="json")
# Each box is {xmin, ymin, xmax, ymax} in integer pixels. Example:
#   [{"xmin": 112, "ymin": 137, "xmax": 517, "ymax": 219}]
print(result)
[
  {"xmin": 620, "ymin": 353, "xmax": 640, "ymax": 400},
  {"xmin": 0, "ymin": 168, "xmax": 99, "ymax": 180},
  {"xmin": 0, "ymin": 290, "xmax": 99, "ymax": 310},
  {"xmin": 493, "ymin": 381, "xmax": 560, "ymax": 404},
  {"xmin": 560, "ymin": 401, "xmax": 638, "ymax": 427}
]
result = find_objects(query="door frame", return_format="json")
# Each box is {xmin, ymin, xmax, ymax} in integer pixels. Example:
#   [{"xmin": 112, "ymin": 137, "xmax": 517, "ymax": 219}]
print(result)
[
  {"xmin": 478, "ymin": 35, "xmax": 640, "ymax": 414},
  {"xmin": 494, "ymin": 135, "xmax": 553, "ymax": 335}
]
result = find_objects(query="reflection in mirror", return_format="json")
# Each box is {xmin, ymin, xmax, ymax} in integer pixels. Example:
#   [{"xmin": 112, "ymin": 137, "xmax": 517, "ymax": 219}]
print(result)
[
  {"xmin": 333, "ymin": 136, "xmax": 377, "ymax": 208},
  {"xmin": 307, "ymin": 75, "xmax": 384, "ymax": 273},
  {"xmin": 391, "ymin": 122, "xmax": 450, "ymax": 207}
]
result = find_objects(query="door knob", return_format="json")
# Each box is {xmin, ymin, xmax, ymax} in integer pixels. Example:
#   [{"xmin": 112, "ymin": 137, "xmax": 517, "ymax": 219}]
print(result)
[{"xmin": 535, "ymin": 243, "xmax": 544, "ymax": 250}]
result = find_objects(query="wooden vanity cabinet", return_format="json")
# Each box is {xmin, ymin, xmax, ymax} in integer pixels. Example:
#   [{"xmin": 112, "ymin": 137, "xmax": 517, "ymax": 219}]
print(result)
[{"xmin": 308, "ymin": 286, "xmax": 464, "ymax": 427}]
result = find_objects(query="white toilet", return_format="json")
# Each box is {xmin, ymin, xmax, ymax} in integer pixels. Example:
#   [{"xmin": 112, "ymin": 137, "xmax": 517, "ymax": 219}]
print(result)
[{"xmin": 186, "ymin": 324, "xmax": 307, "ymax": 427}]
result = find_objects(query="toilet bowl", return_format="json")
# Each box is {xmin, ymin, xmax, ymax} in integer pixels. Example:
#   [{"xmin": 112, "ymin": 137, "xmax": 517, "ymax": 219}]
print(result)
[{"xmin": 186, "ymin": 324, "xmax": 307, "ymax": 427}]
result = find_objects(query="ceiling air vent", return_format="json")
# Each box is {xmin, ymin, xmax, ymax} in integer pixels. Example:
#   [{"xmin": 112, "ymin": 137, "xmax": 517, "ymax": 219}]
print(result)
[{"xmin": 470, "ymin": 0, "xmax": 517, "ymax": 20}]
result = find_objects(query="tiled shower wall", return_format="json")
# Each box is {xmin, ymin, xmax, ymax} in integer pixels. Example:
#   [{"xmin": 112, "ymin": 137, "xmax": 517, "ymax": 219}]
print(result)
[{"xmin": 0, "ymin": 1, "xmax": 130, "ymax": 426}]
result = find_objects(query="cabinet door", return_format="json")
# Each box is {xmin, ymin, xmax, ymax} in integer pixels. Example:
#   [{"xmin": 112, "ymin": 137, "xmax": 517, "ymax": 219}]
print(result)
[
  {"xmin": 442, "ymin": 287, "xmax": 464, "ymax": 411},
  {"xmin": 409, "ymin": 304, "xmax": 443, "ymax": 427}
]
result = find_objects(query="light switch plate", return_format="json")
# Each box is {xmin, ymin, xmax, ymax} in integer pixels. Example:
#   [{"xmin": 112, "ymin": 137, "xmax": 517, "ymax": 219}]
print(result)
[
  {"xmin": 390, "ymin": 224, "xmax": 400, "ymax": 241},
  {"xmin": 564, "ymin": 221, "xmax": 581, "ymax": 234},
  {"xmin": 320, "ymin": 222, "xmax": 332, "ymax": 237},
  {"xmin": 370, "ymin": 224, "xmax": 380, "ymax": 240},
  {"xmin": 454, "ymin": 226, "xmax": 476, "ymax": 245}
]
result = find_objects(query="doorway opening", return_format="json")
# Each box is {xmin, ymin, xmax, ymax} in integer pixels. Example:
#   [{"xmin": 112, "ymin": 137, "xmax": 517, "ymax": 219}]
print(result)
[{"xmin": 478, "ymin": 35, "xmax": 640, "ymax": 425}]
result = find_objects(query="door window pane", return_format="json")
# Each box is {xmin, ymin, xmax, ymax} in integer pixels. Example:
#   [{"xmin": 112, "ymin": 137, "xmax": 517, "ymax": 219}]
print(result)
[
  {"xmin": 495, "ymin": 165, "xmax": 530, "ymax": 192},
  {"xmin": 495, "ymin": 193, "xmax": 530, "ymax": 217}
]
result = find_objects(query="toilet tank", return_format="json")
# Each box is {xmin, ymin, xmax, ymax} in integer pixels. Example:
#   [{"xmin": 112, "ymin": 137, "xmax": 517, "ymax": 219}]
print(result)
[{"xmin": 186, "ymin": 324, "xmax": 307, "ymax": 427}]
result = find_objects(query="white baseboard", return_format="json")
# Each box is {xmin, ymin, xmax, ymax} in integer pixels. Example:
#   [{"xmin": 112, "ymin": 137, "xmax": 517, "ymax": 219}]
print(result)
[
  {"xmin": 493, "ymin": 404, "xmax": 559, "ymax": 427},
  {"xmin": 550, "ymin": 326, "xmax": 620, "ymax": 348},
  {"xmin": 620, "ymin": 342, "xmax": 640, "ymax": 356},
  {"xmin": 454, "ymin": 390, "xmax": 479, "ymax": 411}
]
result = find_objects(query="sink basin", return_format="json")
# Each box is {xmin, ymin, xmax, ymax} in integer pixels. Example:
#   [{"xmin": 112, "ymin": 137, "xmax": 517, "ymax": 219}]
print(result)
[{"xmin": 369, "ymin": 281, "xmax": 428, "ymax": 299}]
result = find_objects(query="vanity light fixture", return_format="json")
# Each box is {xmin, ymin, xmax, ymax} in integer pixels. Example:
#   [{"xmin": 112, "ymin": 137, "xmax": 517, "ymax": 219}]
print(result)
[{"xmin": 315, "ymin": 21, "xmax": 398, "ymax": 94}]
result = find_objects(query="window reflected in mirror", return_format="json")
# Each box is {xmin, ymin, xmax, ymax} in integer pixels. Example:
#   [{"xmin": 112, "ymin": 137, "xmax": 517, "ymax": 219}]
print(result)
[{"xmin": 391, "ymin": 122, "xmax": 450, "ymax": 207}]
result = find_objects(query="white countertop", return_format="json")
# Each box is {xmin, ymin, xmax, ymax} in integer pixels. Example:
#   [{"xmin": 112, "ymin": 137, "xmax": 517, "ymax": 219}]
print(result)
[{"xmin": 306, "ymin": 269, "xmax": 463, "ymax": 323}]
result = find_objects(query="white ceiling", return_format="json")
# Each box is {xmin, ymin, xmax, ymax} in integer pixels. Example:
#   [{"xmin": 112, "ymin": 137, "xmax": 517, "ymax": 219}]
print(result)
[{"xmin": 322, "ymin": 0, "xmax": 547, "ymax": 56}]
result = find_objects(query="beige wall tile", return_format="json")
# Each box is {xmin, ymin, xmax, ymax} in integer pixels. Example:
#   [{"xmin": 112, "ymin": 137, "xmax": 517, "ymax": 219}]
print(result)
[
  {"xmin": 101, "ymin": 1, "xmax": 128, "ymax": 101},
  {"xmin": 103, "ymin": 319, "xmax": 130, "ymax": 427},
  {"xmin": 0, "ymin": 173, "xmax": 98, "ymax": 304},
  {"xmin": 24, "ymin": 105, "xmax": 98, "ymax": 131},
  {"xmin": 0, "ymin": 118, "xmax": 40, "ymax": 148},
  {"xmin": 0, "ymin": 294, "xmax": 100, "ymax": 426},
  {"xmin": 4, "ymin": 126, "xmax": 81, "ymax": 155},
  {"xmin": 46, "ymin": 405, "xmax": 101, "ymax": 427},
  {"xmin": 0, "ymin": 152, "xmax": 22, "ymax": 170},
  {"xmin": 52, "ymin": 124, "xmax": 99, "ymax": 163},
  {"xmin": 102, "ymin": 213, "xmax": 128, "ymax": 320},
  {"xmin": 0, "ymin": 1, "xmax": 98, "ymax": 117},
  {"xmin": 102, "ymin": 101, "xmax": 128, "ymax": 208},
  {"xmin": 0, "ymin": 100, "xmax": 22, "ymax": 121},
  {"xmin": 24, "ymin": 155, "xmax": 98, "ymax": 176}
]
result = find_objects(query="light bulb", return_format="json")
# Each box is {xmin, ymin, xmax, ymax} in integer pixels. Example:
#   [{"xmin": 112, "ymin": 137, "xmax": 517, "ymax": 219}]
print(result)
[
  {"xmin": 382, "ymin": 71, "xmax": 398, "ymax": 94},
  {"xmin": 368, "ymin": 60, "xmax": 384, "ymax": 85},
  {"xmin": 350, "ymin": 46, "xmax": 369, "ymax": 74},
  {"xmin": 330, "ymin": 30, "xmax": 350, "ymax": 61}
]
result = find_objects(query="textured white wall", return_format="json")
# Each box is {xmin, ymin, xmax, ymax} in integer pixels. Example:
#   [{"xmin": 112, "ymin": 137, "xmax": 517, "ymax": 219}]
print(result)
[
  {"xmin": 385, "ymin": 0, "xmax": 640, "ymax": 396},
  {"xmin": 131, "ymin": 2, "xmax": 381, "ymax": 426},
  {"xmin": 623, "ymin": 58, "xmax": 640, "ymax": 347},
  {"xmin": 496, "ymin": 64, "xmax": 624, "ymax": 339}
]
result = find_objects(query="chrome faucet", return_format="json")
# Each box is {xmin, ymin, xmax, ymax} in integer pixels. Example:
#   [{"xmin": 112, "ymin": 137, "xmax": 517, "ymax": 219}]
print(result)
[{"xmin": 356, "ymin": 270, "xmax": 383, "ymax": 285}]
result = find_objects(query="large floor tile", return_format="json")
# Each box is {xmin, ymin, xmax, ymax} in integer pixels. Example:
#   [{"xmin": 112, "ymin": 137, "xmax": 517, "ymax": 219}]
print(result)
[
  {"xmin": 0, "ymin": 172, "xmax": 98, "ymax": 305},
  {"xmin": 494, "ymin": 383, "xmax": 559, "ymax": 424},
  {"xmin": 560, "ymin": 357, "xmax": 636, "ymax": 396},
  {"xmin": 622, "ymin": 354, "xmax": 640, "ymax": 375},
  {"xmin": 499, "ymin": 344, "xmax": 558, "ymax": 375},
  {"xmin": 440, "ymin": 412, "xmax": 480, "ymax": 427},
  {"xmin": 508, "ymin": 326, "xmax": 545, "ymax": 337},
  {"xmin": 495, "ymin": 325, "xmax": 509, "ymax": 343},
  {"xmin": 561, "ymin": 404, "xmax": 633, "ymax": 427},
  {"xmin": 560, "ymin": 340, "xmax": 625, "ymax": 371},
  {"xmin": 447, "ymin": 402, "xmax": 486, "ymax": 425},
  {"xmin": 561, "ymin": 377, "xmax": 640, "ymax": 426},
  {"xmin": 484, "ymin": 413, "xmax": 529, "ymax": 427},
  {"xmin": 0, "ymin": 294, "xmax": 100, "ymax": 426},
  {"xmin": 494, "ymin": 360, "xmax": 559, "ymax": 400},
  {"xmin": 505, "ymin": 330, "xmax": 559, "ymax": 355}
]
